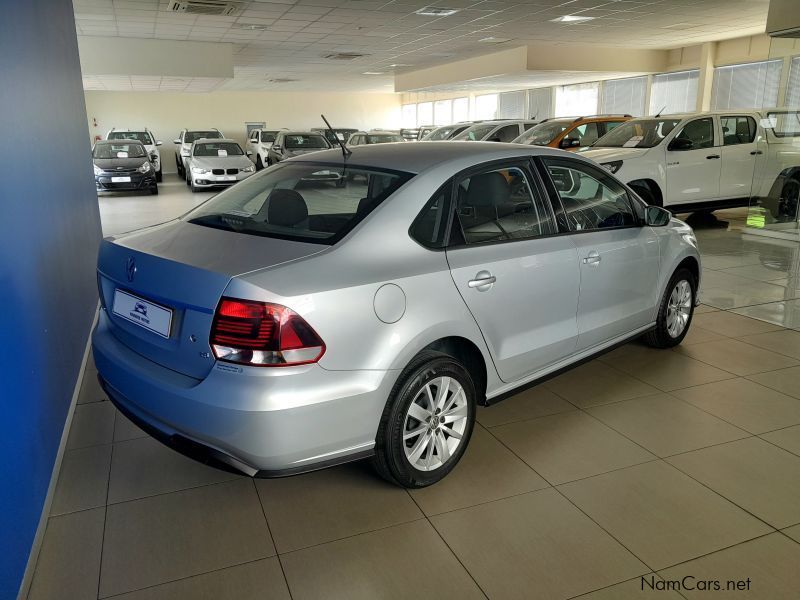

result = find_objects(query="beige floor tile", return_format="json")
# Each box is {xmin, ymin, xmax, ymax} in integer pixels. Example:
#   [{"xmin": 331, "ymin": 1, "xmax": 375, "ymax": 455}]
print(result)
[
  {"xmin": 543, "ymin": 361, "xmax": 659, "ymax": 408},
  {"xmin": 558, "ymin": 461, "xmax": 771, "ymax": 570},
  {"xmin": 110, "ymin": 558, "xmax": 290, "ymax": 600},
  {"xmin": 748, "ymin": 365, "xmax": 800, "ymax": 399},
  {"xmin": 100, "ymin": 480, "xmax": 274, "ymax": 597},
  {"xmin": 51, "ymin": 444, "xmax": 112, "ymax": 516},
  {"xmin": 256, "ymin": 462, "xmax": 422, "ymax": 553},
  {"xmin": 477, "ymin": 385, "xmax": 574, "ymax": 427},
  {"xmin": 659, "ymin": 533, "xmax": 800, "ymax": 599},
  {"xmin": 67, "ymin": 401, "xmax": 115, "ymax": 450},
  {"xmin": 676, "ymin": 338, "xmax": 798, "ymax": 376},
  {"xmin": 739, "ymin": 329, "xmax": 800, "ymax": 360},
  {"xmin": 603, "ymin": 347, "xmax": 735, "ymax": 391},
  {"xmin": 108, "ymin": 436, "xmax": 242, "ymax": 504},
  {"xmin": 409, "ymin": 425, "xmax": 548, "ymax": 515},
  {"xmin": 113, "ymin": 410, "xmax": 147, "ymax": 442},
  {"xmin": 431, "ymin": 488, "xmax": 647, "ymax": 600},
  {"xmin": 668, "ymin": 437, "xmax": 800, "ymax": 528},
  {"xmin": 783, "ymin": 524, "xmax": 800, "ymax": 543},
  {"xmin": 587, "ymin": 393, "xmax": 748, "ymax": 457},
  {"xmin": 692, "ymin": 311, "xmax": 784, "ymax": 337},
  {"xmin": 699, "ymin": 283, "xmax": 798, "ymax": 310},
  {"xmin": 694, "ymin": 304, "xmax": 720, "ymax": 314},
  {"xmin": 760, "ymin": 425, "xmax": 800, "ymax": 457},
  {"xmin": 280, "ymin": 520, "xmax": 484, "ymax": 600},
  {"xmin": 492, "ymin": 411, "xmax": 655, "ymax": 485},
  {"xmin": 77, "ymin": 371, "xmax": 107, "ymax": 404},
  {"xmin": 672, "ymin": 378, "xmax": 800, "ymax": 434},
  {"xmin": 575, "ymin": 575, "xmax": 684, "ymax": 599},
  {"xmin": 681, "ymin": 325, "xmax": 728, "ymax": 345},
  {"xmin": 28, "ymin": 508, "xmax": 105, "ymax": 600}
]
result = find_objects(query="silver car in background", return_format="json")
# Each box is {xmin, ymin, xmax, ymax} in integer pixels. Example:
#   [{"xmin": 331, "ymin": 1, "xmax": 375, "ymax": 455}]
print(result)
[
  {"xmin": 93, "ymin": 142, "xmax": 700, "ymax": 488},
  {"xmin": 185, "ymin": 138, "xmax": 255, "ymax": 192}
]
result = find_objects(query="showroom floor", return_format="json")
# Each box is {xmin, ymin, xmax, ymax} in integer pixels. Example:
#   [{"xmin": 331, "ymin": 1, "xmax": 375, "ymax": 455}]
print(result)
[{"xmin": 26, "ymin": 180, "xmax": 800, "ymax": 599}]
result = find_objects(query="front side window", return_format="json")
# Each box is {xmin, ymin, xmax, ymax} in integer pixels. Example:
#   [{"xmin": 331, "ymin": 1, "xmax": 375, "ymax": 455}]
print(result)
[
  {"xmin": 492, "ymin": 125, "xmax": 521, "ymax": 143},
  {"xmin": 250, "ymin": 131, "xmax": 259, "ymax": 142},
  {"xmin": 543, "ymin": 158, "xmax": 637, "ymax": 231},
  {"xmin": 454, "ymin": 165, "xmax": 555, "ymax": 245},
  {"xmin": 185, "ymin": 163, "xmax": 413, "ymax": 244},
  {"xmin": 93, "ymin": 143, "xmax": 147, "ymax": 159},
  {"xmin": 108, "ymin": 131, "xmax": 153, "ymax": 145},
  {"xmin": 564, "ymin": 122, "xmax": 600, "ymax": 146},
  {"xmin": 592, "ymin": 119, "xmax": 681, "ymax": 148},
  {"xmin": 721, "ymin": 116, "xmax": 756, "ymax": 145},
  {"xmin": 193, "ymin": 142, "xmax": 244, "ymax": 156},
  {"xmin": 672, "ymin": 118, "xmax": 715, "ymax": 150},
  {"xmin": 284, "ymin": 135, "xmax": 330, "ymax": 149}
]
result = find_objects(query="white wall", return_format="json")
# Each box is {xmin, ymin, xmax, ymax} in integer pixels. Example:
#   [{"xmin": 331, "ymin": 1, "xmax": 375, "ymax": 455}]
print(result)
[{"xmin": 84, "ymin": 90, "xmax": 401, "ymax": 173}]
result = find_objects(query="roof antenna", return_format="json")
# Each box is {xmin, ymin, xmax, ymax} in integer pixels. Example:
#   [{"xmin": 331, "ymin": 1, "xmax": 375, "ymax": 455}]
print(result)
[
  {"xmin": 654, "ymin": 105, "xmax": 666, "ymax": 118},
  {"xmin": 321, "ymin": 114, "xmax": 351, "ymax": 159}
]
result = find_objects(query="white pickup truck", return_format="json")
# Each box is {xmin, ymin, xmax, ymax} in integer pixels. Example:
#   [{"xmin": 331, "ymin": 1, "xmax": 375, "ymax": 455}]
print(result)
[{"xmin": 581, "ymin": 110, "xmax": 800, "ymax": 221}]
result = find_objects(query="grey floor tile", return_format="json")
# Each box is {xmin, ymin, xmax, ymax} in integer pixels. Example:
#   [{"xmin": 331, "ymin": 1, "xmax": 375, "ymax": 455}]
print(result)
[
  {"xmin": 110, "ymin": 558, "xmax": 290, "ymax": 600},
  {"xmin": 113, "ymin": 410, "xmax": 147, "ymax": 442},
  {"xmin": 100, "ymin": 479, "xmax": 274, "ymax": 598},
  {"xmin": 431, "ymin": 488, "xmax": 647, "ymax": 600},
  {"xmin": 748, "ymin": 365, "xmax": 800, "ymax": 399},
  {"xmin": 492, "ymin": 410, "xmax": 655, "ymax": 485},
  {"xmin": 77, "ymin": 370, "xmax": 107, "ymax": 404},
  {"xmin": 675, "ymin": 338, "xmax": 798, "ymax": 376},
  {"xmin": 783, "ymin": 524, "xmax": 800, "ymax": 543},
  {"xmin": 760, "ymin": 424, "xmax": 800, "ymax": 457},
  {"xmin": 558, "ymin": 461, "xmax": 771, "ymax": 570},
  {"xmin": 739, "ymin": 329, "xmax": 800, "ymax": 360},
  {"xmin": 256, "ymin": 462, "xmax": 422, "ymax": 553},
  {"xmin": 280, "ymin": 520, "xmax": 484, "ymax": 600},
  {"xmin": 409, "ymin": 425, "xmax": 548, "ymax": 516},
  {"xmin": 587, "ymin": 393, "xmax": 749, "ymax": 457},
  {"xmin": 67, "ymin": 401, "xmax": 116, "ymax": 450},
  {"xmin": 699, "ymin": 253, "xmax": 762, "ymax": 271},
  {"xmin": 667, "ymin": 437, "xmax": 800, "ymax": 529},
  {"xmin": 732, "ymin": 300, "xmax": 800, "ymax": 329},
  {"xmin": 51, "ymin": 444, "xmax": 112, "ymax": 516},
  {"xmin": 720, "ymin": 264, "xmax": 789, "ymax": 282},
  {"xmin": 542, "ymin": 360, "xmax": 659, "ymax": 408},
  {"xmin": 699, "ymin": 282, "xmax": 798, "ymax": 310},
  {"xmin": 477, "ymin": 384, "xmax": 574, "ymax": 427},
  {"xmin": 28, "ymin": 508, "xmax": 105, "ymax": 600},
  {"xmin": 108, "ymin": 436, "xmax": 241, "ymax": 504},
  {"xmin": 673, "ymin": 378, "xmax": 800, "ymax": 434},
  {"xmin": 574, "ymin": 575, "xmax": 684, "ymax": 599},
  {"xmin": 659, "ymin": 533, "xmax": 800, "ymax": 599}
]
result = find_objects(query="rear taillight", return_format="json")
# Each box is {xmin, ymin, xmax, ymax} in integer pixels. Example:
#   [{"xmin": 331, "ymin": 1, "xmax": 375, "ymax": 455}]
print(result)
[{"xmin": 210, "ymin": 298, "xmax": 325, "ymax": 367}]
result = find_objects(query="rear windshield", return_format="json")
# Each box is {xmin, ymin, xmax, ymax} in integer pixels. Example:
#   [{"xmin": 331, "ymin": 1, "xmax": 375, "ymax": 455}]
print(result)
[
  {"xmin": 285, "ymin": 135, "xmax": 330, "ymax": 149},
  {"xmin": 185, "ymin": 163, "xmax": 413, "ymax": 244},
  {"xmin": 108, "ymin": 131, "xmax": 153, "ymax": 145},
  {"xmin": 592, "ymin": 119, "xmax": 681, "ymax": 148},
  {"xmin": 93, "ymin": 143, "xmax": 147, "ymax": 159},
  {"xmin": 193, "ymin": 142, "xmax": 244, "ymax": 156},
  {"xmin": 185, "ymin": 130, "xmax": 221, "ymax": 143}
]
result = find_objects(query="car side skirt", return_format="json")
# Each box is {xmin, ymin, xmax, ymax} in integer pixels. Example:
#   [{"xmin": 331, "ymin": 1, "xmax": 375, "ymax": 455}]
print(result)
[{"xmin": 666, "ymin": 197, "xmax": 751, "ymax": 213}]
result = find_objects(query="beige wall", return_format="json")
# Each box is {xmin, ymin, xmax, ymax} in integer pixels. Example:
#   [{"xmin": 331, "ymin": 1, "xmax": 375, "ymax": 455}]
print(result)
[{"xmin": 84, "ymin": 90, "xmax": 401, "ymax": 173}]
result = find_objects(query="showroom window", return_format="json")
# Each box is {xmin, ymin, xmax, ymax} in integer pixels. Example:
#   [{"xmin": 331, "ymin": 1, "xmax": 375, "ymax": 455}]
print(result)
[
  {"xmin": 401, "ymin": 104, "xmax": 417, "ymax": 128},
  {"xmin": 786, "ymin": 56, "xmax": 800, "ymax": 107},
  {"xmin": 497, "ymin": 90, "xmax": 526, "ymax": 119},
  {"xmin": 555, "ymin": 82, "xmax": 599, "ymax": 118},
  {"xmin": 649, "ymin": 69, "xmax": 699, "ymax": 115},
  {"xmin": 601, "ymin": 76, "xmax": 647, "ymax": 116},
  {"xmin": 417, "ymin": 102, "xmax": 433, "ymax": 127},
  {"xmin": 711, "ymin": 59, "xmax": 782, "ymax": 110},
  {"xmin": 434, "ymin": 100, "xmax": 452, "ymax": 125},
  {"xmin": 528, "ymin": 87, "xmax": 553, "ymax": 120},
  {"xmin": 452, "ymin": 97, "xmax": 469, "ymax": 122},
  {"xmin": 475, "ymin": 94, "xmax": 499, "ymax": 120}
]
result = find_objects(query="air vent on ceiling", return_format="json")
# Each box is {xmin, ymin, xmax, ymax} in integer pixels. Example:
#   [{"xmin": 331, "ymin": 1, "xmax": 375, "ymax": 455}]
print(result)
[
  {"xmin": 324, "ymin": 52, "xmax": 368, "ymax": 61},
  {"xmin": 168, "ymin": 0, "xmax": 243, "ymax": 16}
]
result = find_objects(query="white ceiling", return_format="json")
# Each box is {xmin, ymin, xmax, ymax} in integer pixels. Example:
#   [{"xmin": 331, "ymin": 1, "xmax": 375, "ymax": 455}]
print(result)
[{"xmin": 74, "ymin": 0, "xmax": 770, "ymax": 93}]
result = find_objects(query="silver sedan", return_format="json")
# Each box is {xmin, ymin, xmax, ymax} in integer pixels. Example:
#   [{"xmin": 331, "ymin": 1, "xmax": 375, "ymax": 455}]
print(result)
[
  {"xmin": 185, "ymin": 138, "xmax": 255, "ymax": 192},
  {"xmin": 92, "ymin": 142, "xmax": 700, "ymax": 488}
]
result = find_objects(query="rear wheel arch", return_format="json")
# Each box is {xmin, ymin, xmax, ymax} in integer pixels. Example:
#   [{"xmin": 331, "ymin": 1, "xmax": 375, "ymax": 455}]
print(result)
[
  {"xmin": 419, "ymin": 336, "xmax": 488, "ymax": 406},
  {"xmin": 629, "ymin": 179, "xmax": 663, "ymax": 207}
]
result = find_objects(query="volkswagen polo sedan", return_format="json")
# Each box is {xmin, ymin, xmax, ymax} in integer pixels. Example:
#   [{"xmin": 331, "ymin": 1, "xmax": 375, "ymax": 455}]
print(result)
[{"xmin": 93, "ymin": 142, "xmax": 700, "ymax": 488}]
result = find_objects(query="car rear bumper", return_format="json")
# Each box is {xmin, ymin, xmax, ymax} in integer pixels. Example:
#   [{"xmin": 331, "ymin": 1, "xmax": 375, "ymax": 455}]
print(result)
[{"xmin": 92, "ymin": 310, "xmax": 394, "ymax": 475}]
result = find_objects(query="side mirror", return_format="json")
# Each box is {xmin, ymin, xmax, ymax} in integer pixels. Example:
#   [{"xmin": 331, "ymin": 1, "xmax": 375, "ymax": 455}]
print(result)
[
  {"xmin": 155, "ymin": 141, "xmax": 162, "ymax": 146},
  {"xmin": 173, "ymin": 139, "xmax": 181, "ymax": 144},
  {"xmin": 560, "ymin": 138, "xmax": 581, "ymax": 149},
  {"xmin": 645, "ymin": 205, "xmax": 671, "ymax": 227},
  {"xmin": 273, "ymin": 145, "xmax": 282, "ymax": 152},
  {"xmin": 668, "ymin": 138, "xmax": 693, "ymax": 151}
]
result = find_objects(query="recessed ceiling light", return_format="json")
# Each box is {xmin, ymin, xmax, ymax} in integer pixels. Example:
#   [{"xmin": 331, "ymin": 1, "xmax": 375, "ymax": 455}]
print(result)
[
  {"xmin": 238, "ymin": 23, "xmax": 268, "ymax": 30},
  {"xmin": 389, "ymin": 63, "xmax": 412, "ymax": 68},
  {"xmin": 362, "ymin": 71, "xmax": 384, "ymax": 75},
  {"xmin": 415, "ymin": 6, "xmax": 460, "ymax": 17},
  {"xmin": 479, "ymin": 36, "xmax": 511, "ymax": 43},
  {"xmin": 550, "ymin": 15, "xmax": 595, "ymax": 23}
]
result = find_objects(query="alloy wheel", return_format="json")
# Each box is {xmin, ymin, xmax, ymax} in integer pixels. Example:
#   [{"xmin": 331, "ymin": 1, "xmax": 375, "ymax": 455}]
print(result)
[{"xmin": 666, "ymin": 279, "xmax": 692, "ymax": 338}]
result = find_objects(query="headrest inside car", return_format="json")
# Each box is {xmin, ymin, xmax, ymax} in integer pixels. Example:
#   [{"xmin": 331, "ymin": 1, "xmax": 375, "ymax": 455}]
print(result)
[
  {"xmin": 465, "ymin": 172, "xmax": 510, "ymax": 207},
  {"xmin": 267, "ymin": 189, "xmax": 308, "ymax": 227}
]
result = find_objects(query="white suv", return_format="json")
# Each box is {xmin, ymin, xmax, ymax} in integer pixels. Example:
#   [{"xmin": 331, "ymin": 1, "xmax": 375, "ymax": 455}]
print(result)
[
  {"xmin": 246, "ymin": 128, "xmax": 282, "ymax": 170},
  {"xmin": 105, "ymin": 128, "xmax": 163, "ymax": 182},
  {"xmin": 581, "ymin": 110, "xmax": 800, "ymax": 217}
]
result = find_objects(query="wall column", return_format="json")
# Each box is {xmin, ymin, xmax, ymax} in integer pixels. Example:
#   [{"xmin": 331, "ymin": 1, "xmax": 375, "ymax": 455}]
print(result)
[{"xmin": 696, "ymin": 42, "xmax": 717, "ymax": 111}]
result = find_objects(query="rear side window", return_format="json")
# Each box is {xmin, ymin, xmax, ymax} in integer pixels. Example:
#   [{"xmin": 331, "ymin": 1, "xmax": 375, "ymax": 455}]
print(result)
[
  {"xmin": 186, "ymin": 163, "xmax": 413, "ymax": 245},
  {"xmin": 721, "ymin": 116, "xmax": 756, "ymax": 145},
  {"xmin": 410, "ymin": 186, "xmax": 451, "ymax": 249}
]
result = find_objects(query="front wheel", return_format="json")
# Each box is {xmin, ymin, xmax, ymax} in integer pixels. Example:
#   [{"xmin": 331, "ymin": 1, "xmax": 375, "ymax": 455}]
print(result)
[
  {"xmin": 156, "ymin": 168, "xmax": 162, "ymax": 183},
  {"xmin": 644, "ymin": 268, "xmax": 695, "ymax": 348},
  {"xmin": 372, "ymin": 351, "xmax": 476, "ymax": 488},
  {"xmin": 256, "ymin": 155, "xmax": 263, "ymax": 170}
]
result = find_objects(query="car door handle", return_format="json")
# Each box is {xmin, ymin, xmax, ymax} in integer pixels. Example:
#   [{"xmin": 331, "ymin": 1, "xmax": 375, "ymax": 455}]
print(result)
[
  {"xmin": 706, "ymin": 154, "xmax": 720, "ymax": 159},
  {"xmin": 750, "ymin": 150, "xmax": 763, "ymax": 155},
  {"xmin": 583, "ymin": 251, "xmax": 601, "ymax": 265},
  {"xmin": 468, "ymin": 271, "xmax": 496, "ymax": 290}
]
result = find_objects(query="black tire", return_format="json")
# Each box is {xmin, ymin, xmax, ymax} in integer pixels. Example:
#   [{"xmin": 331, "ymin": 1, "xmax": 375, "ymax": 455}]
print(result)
[
  {"xmin": 176, "ymin": 157, "xmax": 183, "ymax": 177},
  {"xmin": 631, "ymin": 183, "xmax": 657, "ymax": 207},
  {"xmin": 150, "ymin": 186, "xmax": 158, "ymax": 195},
  {"xmin": 186, "ymin": 171, "xmax": 191, "ymax": 186},
  {"xmin": 779, "ymin": 178, "xmax": 800, "ymax": 221},
  {"xmin": 156, "ymin": 168, "xmax": 162, "ymax": 183},
  {"xmin": 256, "ymin": 155, "xmax": 263, "ymax": 170},
  {"xmin": 190, "ymin": 181, "xmax": 201, "ymax": 193},
  {"xmin": 371, "ymin": 350, "xmax": 476, "ymax": 488},
  {"xmin": 644, "ymin": 268, "xmax": 696, "ymax": 348}
]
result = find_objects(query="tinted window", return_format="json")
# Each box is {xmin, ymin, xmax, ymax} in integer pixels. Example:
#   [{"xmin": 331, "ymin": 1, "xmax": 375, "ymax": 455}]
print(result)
[
  {"xmin": 410, "ymin": 187, "xmax": 450, "ymax": 249},
  {"xmin": 108, "ymin": 131, "xmax": 153, "ymax": 145},
  {"xmin": 193, "ymin": 142, "xmax": 244, "ymax": 156},
  {"xmin": 185, "ymin": 130, "xmax": 222, "ymax": 143},
  {"xmin": 543, "ymin": 158, "xmax": 636, "ymax": 231},
  {"xmin": 261, "ymin": 131, "xmax": 278, "ymax": 143},
  {"xmin": 603, "ymin": 120, "xmax": 625, "ymax": 133},
  {"xmin": 453, "ymin": 123, "xmax": 496, "ymax": 141},
  {"xmin": 93, "ymin": 142, "xmax": 147, "ymax": 159},
  {"xmin": 284, "ymin": 135, "xmax": 330, "ymax": 149},
  {"xmin": 672, "ymin": 118, "xmax": 714, "ymax": 150},
  {"xmin": 514, "ymin": 120, "xmax": 571, "ymax": 146},
  {"xmin": 491, "ymin": 125, "xmax": 521, "ymax": 143},
  {"xmin": 454, "ymin": 166, "xmax": 556, "ymax": 245},
  {"xmin": 592, "ymin": 119, "xmax": 680, "ymax": 148},
  {"xmin": 721, "ymin": 116, "xmax": 756, "ymax": 145},
  {"xmin": 186, "ymin": 163, "xmax": 412, "ymax": 244},
  {"xmin": 366, "ymin": 134, "xmax": 404, "ymax": 144},
  {"xmin": 564, "ymin": 122, "xmax": 600, "ymax": 146}
]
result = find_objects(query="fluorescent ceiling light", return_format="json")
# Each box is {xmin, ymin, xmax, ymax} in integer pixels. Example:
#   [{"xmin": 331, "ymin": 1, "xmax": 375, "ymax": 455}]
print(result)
[
  {"xmin": 238, "ymin": 23, "xmax": 268, "ymax": 30},
  {"xmin": 389, "ymin": 63, "xmax": 412, "ymax": 68},
  {"xmin": 550, "ymin": 15, "xmax": 595, "ymax": 23},
  {"xmin": 415, "ymin": 6, "xmax": 460, "ymax": 17},
  {"xmin": 479, "ymin": 36, "xmax": 511, "ymax": 43},
  {"xmin": 363, "ymin": 71, "xmax": 384, "ymax": 75}
]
